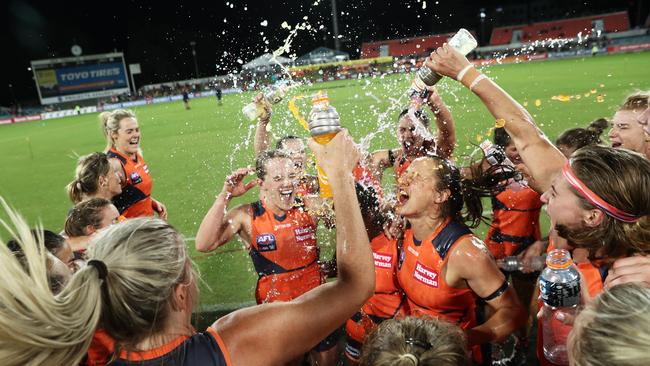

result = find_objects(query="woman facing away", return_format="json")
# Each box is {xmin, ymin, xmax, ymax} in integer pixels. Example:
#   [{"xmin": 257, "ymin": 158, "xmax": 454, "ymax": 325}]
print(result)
[{"xmin": 0, "ymin": 131, "xmax": 375, "ymax": 366}]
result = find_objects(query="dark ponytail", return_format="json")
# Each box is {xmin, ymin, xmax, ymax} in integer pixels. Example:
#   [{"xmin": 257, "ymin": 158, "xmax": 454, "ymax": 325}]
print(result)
[
  {"xmin": 556, "ymin": 118, "xmax": 608, "ymax": 152},
  {"xmin": 432, "ymin": 156, "xmax": 519, "ymax": 228}
]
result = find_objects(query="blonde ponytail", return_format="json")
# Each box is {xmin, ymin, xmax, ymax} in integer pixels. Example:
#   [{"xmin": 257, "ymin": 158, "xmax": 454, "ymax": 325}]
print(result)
[{"xmin": 0, "ymin": 198, "xmax": 103, "ymax": 366}]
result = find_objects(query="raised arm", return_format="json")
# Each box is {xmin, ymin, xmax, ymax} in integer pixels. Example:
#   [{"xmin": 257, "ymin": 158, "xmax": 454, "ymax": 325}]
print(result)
[
  {"xmin": 195, "ymin": 168, "xmax": 257, "ymax": 252},
  {"xmin": 451, "ymin": 238, "xmax": 527, "ymax": 346},
  {"xmin": 213, "ymin": 130, "xmax": 374, "ymax": 366},
  {"xmin": 427, "ymin": 44, "xmax": 565, "ymax": 192},
  {"xmin": 253, "ymin": 93, "xmax": 273, "ymax": 157},
  {"xmin": 428, "ymin": 89, "xmax": 456, "ymax": 159}
]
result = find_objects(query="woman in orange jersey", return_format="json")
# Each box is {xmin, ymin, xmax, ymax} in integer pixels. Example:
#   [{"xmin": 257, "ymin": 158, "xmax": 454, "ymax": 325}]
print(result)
[
  {"xmin": 369, "ymin": 88, "xmax": 456, "ymax": 182},
  {"xmin": 100, "ymin": 109, "xmax": 167, "ymax": 219},
  {"xmin": 344, "ymin": 184, "xmax": 405, "ymax": 363},
  {"xmin": 0, "ymin": 132, "xmax": 376, "ymax": 366},
  {"xmin": 394, "ymin": 156, "xmax": 527, "ymax": 362},
  {"xmin": 425, "ymin": 44, "xmax": 650, "ymax": 366}
]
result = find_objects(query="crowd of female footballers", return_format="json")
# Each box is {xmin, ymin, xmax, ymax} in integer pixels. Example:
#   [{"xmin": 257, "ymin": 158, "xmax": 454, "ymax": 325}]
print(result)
[{"xmin": 1, "ymin": 44, "xmax": 649, "ymax": 366}]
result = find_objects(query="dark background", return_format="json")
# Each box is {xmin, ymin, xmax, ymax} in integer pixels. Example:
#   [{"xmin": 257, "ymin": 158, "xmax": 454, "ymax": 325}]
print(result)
[{"xmin": 2, "ymin": 0, "xmax": 646, "ymax": 106}]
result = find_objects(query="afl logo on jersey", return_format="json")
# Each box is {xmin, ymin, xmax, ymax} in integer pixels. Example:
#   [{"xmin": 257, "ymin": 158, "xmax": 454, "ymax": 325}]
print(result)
[
  {"xmin": 256, "ymin": 233, "xmax": 277, "ymax": 252},
  {"xmin": 130, "ymin": 172, "xmax": 143, "ymax": 184}
]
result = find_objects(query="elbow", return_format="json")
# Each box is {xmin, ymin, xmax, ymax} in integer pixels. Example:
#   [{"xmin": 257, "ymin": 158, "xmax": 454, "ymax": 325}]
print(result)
[{"xmin": 195, "ymin": 238, "xmax": 215, "ymax": 253}]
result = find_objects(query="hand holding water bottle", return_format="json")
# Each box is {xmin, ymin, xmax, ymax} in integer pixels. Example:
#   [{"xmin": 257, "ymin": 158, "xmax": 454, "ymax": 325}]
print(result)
[{"xmin": 426, "ymin": 43, "xmax": 472, "ymax": 81}]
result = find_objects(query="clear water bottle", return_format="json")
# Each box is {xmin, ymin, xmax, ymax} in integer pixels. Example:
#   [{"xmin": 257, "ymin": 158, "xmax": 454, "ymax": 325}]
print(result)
[
  {"xmin": 539, "ymin": 249, "xmax": 581, "ymax": 366},
  {"xmin": 409, "ymin": 28, "xmax": 478, "ymax": 99},
  {"xmin": 307, "ymin": 92, "xmax": 341, "ymax": 198},
  {"xmin": 242, "ymin": 83, "xmax": 288, "ymax": 121},
  {"xmin": 480, "ymin": 140, "xmax": 527, "ymax": 191},
  {"xmin": 497, "ymin": 255, "xmax": 546, "ymax": 272}
]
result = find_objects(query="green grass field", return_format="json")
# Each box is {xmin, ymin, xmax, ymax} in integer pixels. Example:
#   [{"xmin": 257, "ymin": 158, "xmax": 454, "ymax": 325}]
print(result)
[{"xmin": 1, "ymin": 52, "xmax": 649, "ymax": 309}]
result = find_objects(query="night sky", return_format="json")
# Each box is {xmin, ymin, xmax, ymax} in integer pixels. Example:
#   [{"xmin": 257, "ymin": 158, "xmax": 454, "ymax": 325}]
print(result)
[{"xmin": 2, "ymin": 0, "xmax": 639, "ymax": 106}]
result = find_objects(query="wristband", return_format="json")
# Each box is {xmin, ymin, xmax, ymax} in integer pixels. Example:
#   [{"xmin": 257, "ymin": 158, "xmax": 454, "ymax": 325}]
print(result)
[
  {"xmin": 469, "ymin": 74, "xmax": 487, "ymax": 91},
  {"xmin": 456, "ymin": 64, "xmax": 474, "ymax": 82},
  {"xmin": 460, "ymin": 68, "xmax": 481, "ymax": 89}
]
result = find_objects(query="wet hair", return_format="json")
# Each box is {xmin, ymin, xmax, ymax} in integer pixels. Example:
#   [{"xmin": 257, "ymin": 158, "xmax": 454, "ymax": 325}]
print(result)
[
  {"xmin": 426, "ymin": 156, "xmax": 518, "ymax": 228},
  {"xmin": 569, "ymin": 283, "xmax": 650, "ymax": 366},
  {"xmin": 0, "ymin": 202, "xmax": 194, "ymax": 365},
  {"xmin": 555, "ymin": 146, "xmax": 650, "ymax": 258},
  {"xmin": 64, "ymin": 198, "xmax": 114, "ymax": 237},
  {"xmin": 398, "ymin": 108, "xmax": 430, "ymax": 129},
  {"xmin": 493, "ymin": 127, "xmax": 512, "ymax": 148},
  {"xmin": 555, "ymin": 118, "xmax": 608, "ymax": 152},
  {"xmin": 359, "ymin": 316, "xmax": 469, "ymax": 366},
  {"xmin": 356, "ymin": 182, "xmax": 386, "ymax": 237},
  {"xmin": 276, "ymin": 135, "xmax": 302, "ymax": 150},
  {"xmin": 99, "ymin": 109, "xmax": 137, "ymax": 151},
  {"xmin": 255, "ymin": 149, "xmax": 291, "ymax": 180},
  {"xmin": 66, "ymin": 152, "xmax": 112, "ymax": 204},
  {"xmin": 618, "ymin": 91, "xmax": 649, "ymax": 112}
]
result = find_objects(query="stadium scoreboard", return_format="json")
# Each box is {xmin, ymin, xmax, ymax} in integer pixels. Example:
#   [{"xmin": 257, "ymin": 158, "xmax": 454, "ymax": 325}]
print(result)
[{"xmin": 31, "ymin": 52, "xmax": 130, "ymax": 105}]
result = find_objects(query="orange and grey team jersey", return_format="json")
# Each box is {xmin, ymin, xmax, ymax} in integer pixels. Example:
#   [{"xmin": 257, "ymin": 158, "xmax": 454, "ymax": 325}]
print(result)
[
  {"xmin": 107, "ymin": 147, "xmax": 154, "ymax": 218},
  {"xmin": 345, "ymin": 233, "xmax": 406, "ymax": 361},
  {"xmin": 249, "ymin": 199, "xmax": 321, "ymax": 304},
  {"xmin": 397, "ymin": 219, "xmax": 477, "ymax": 328},
  {"xmin": 485, "ymin": 186, "xmax": 543, "ymax": 259},
  {"xmin": 107, "ymin": 327, "xmax": 231, "ymax": 366}
]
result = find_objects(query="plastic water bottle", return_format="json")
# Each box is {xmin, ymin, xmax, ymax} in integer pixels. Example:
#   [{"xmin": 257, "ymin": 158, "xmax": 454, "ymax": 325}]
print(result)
[
  {"xmin": 539, "ymin": 249, "xmax": 581, "ymax": 365},
  {"xmin": 242, "ymin": 83, "xmax": 288, "ymax": 121},
  {"xmin": 409, "ymin": 28, "xmax": 478, "ymax": 101},
  {"xmin": 307, "ymin": 92, "xmax": 341, "ymax": 198},
  {"xmin": 497, "ymin": 255, "xmax": 546, "ymax": 272},
  {"xmin": 480, "ymin": 140, "xmax": 527, "ymax": 191}
]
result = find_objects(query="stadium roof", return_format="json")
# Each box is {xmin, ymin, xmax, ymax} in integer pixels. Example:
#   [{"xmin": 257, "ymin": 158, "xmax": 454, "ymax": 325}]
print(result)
[
  {"xmin": 242, "ymin": 53, "xmax": 292, "ymax": 70},
  {"xmin": 295, "ymin": 47, "xmax": 350, "ymax": 65}
]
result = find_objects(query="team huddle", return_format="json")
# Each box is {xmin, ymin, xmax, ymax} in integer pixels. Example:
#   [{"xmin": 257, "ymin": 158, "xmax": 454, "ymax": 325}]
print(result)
[{"xmin": 1, "ymin": 45, "xmax": 649, "ymax": 366}]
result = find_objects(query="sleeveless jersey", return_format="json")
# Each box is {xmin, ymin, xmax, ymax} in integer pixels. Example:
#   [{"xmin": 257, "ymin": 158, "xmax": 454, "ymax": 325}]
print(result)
[
  {"xmin": 107, "ymin": 147, "xmax": 154, "ymax": 218},
  {"xmin": 485, "ymin": 186, "xmax": 542, "ymax": 259},
  {"xmin": 345, "ymin": 234, "xmax": 405, "ymax": 360},
  {"xmin": 250, "ymin": 200, "xmax": 321, "ymax": 304},
  {"xmin": 397, "ymin": 220, "xmax": 476, "ymax": 328},
  {"xmin": 108, "ymin": 327, "xmax": 231, "ymax": 366}
]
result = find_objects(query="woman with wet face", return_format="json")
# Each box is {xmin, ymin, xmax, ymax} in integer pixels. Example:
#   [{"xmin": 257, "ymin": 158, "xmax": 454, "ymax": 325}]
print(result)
[
  {"xmin": 394, "ymin": 155, "xmax": 527, "ymax": 363},
  {"xmin": 64, "ymin": 198, "xmax": 120, "ymax": 259},
  {"xmin": 608, "ymin": 92, "xmax": 649, "ymax": 159},
  {"xmin": 100, "ymin": 109, "xmax": 167, "ymax": 219},
  {"xmin": 369, "ymin": 88, "xmax": 457, "ymax": 182},
  {"xmin": 425, "ymin": 43, "xmax": 650, "ymax": 365}
]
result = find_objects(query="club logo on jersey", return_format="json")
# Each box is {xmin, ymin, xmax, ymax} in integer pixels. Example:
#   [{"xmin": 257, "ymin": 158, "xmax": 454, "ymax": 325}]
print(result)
[
  {"xmin": 373, "ymin": 252, "xmax": 393, "ymax": 269},
  {"xmin": 256, "ymin": 233, "xmax": 277, "ymax": 252},
  {"xmin": 294, "ymin": 226, "xmax": 315, "ymax": 242},
  {"xmin": 413, "ymin": 261, "xmax": 439, "ymax": 288},
  {"xmin": 130, "ymin": 172, "xmax": 143, "ymax": 184}
]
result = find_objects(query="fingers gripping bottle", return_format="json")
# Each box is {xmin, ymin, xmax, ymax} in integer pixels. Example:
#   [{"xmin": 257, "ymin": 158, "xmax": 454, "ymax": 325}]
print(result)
[
  {"xmin": 408, "ymin": 28, "xmax": 478, "ymax": 109},
  {"xmin": 242, "ymin": 83, "xmax": 289, "ymax": 121},
  {"xmin": 539, "ymin": 249, "xmax": 581, "ymax": 365},
  {"xmin": 308, "ymin": 92, "xmax": 341, "ymax": 198}
]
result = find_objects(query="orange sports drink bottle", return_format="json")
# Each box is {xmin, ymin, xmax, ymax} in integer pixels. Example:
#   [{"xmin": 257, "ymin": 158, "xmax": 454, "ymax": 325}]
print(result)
[{"xmin": 307, "ymin": 92, "xmax": 341, "ymax": 198}]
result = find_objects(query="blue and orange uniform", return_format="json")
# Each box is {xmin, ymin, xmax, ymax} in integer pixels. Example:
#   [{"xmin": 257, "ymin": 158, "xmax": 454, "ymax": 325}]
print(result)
[
  {"xmin": 107, "ymin": 147, "xmax": 154, "ymax": 218},
  {"xmin": 485, "ymin": 186, "xmax": 543, "ymax": 259},
  {"xmin": 344, "ymin": 233, "xmax": 405, "ymax": 361},
  {"xmin": 106, "ymin": 327, "xmax": 231, "ymax": 366},
  {"xmin": 249, "ymin": 199, "xmax": 321, "ymax": 304},
  {"xmin": 397, "ymin": 219, "xmax": 485, "ymax": 361}
]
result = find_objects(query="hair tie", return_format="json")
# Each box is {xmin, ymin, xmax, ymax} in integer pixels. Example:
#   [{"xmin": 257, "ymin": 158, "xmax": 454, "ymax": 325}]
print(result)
[
  {"xmin": 76, "ymin": 182, "xmax": 82, "ymax": 190},
  {"xmin": 400, "ymin": 353, "xmax": 419, "ymax": 366},
  {"xmin": 87, "ymin": 260, "xmax": 108, "ymax": 280}
]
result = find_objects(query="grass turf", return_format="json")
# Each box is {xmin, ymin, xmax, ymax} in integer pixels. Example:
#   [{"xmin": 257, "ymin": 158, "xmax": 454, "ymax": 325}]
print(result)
[{"xmin": 1, "ymin": 52, "xmax": 649, "ymax": 308}]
